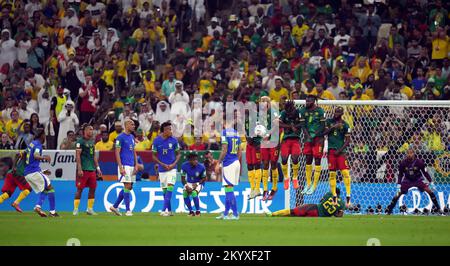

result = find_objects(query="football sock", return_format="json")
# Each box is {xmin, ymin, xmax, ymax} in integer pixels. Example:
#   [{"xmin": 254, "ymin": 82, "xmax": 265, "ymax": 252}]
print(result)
[
  {"xmin": 305, "ymin": 164, "xmax": 313, "ymax": 187},
  {"xmin": 262, "ymin": 169, "xmax": 269, "ymax": 191},
  {"xmin": 342, "ymin": 169, "xmax": 351, "ymax": 197},
  {"xmin": 292, "ymin": 162, "xmax": 299, "ymax": 181},
  {"xmin": 248, "ymin": 170, "xmax": 255, "ymax": 191},
  {"xmin": 329, "ymin": 171, "xmax": 337, "ymax": 196},
  {"xmin": 313, "ymin": 165, "xmax": 321, "ymax": 189},
  {"xmin": 15, "ymin": 189, "xmax": 29, "ymax": 204},
  {"xmin": 224, "ymin": 186, "xmax": 233, "ymax": 216},
  {"xmin": 229, "ymin": 187, "xmax": 238, "ymax": 217},
  {"xmin": 255, "ymin": 169, "xmax": 262, "ymax": 191},
  {"xmin": 166, "ymin": 185, "xmax": 174, "ymax": 212},
  {"xmin": 0, "ymin": 192, "xmax": 10, "ymax": 204},
  {"xmin": 74, "ymin": 199, "xmax": 80, "ymax": 210},
  {"xmin": 272, "ymin": 169, "xmax": 278, "ymax": 191},
  {"xmin": 47, "ymin": 189, "xmax": 56, "ymax": 212},
  {"xmin": 36, "ymin": 192, "xmax": 47, "ymax": 208},
  {"xmin": 88, "ymin": 198, "xmax": 95, "ymax": 210},
  {"xmin": 183, "ymin": 190, "xmax": 192, "ymax": 211},
  {"xmin": 281, "ymin": 163, "xmax": 289, "ymax": 181},
  {"xmin": 430, "ymin": 192, "xmax": 441, "ymax": 211},
  {"xmin": 113, "ymin": 189, "xmax": 124, "ymax": 208},
  {"xmin": 123, "ymin": 189, "xmax": 131, "ymax": 212},
  {"xmin": 192, "ymin": 191, "xmax": 200, "ymax": 211},
  {"xmin": 273, "ymin": 209, "xmax": 291, "ymax": 216}
]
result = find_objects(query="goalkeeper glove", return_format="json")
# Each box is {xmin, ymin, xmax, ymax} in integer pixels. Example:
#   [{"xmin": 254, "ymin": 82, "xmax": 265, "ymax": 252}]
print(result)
[{"xmin": 396, "ymin": 184, "xmax": 401, "ymax": 193}]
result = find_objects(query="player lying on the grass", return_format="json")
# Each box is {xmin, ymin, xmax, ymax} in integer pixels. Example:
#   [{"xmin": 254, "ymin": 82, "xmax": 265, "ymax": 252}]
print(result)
[
  {"xmin": 386, "ymin": 148, "xmax": 443, "ymax": 214},
  {"xmin": 216, "ymin": 118, "xmax": 241, "ymax": 220},
  {"xmin": 299, "ymin": 94, "xmax": 326, "ymax": 195},
  {"xmin": 181, "ymin": 152, "xmax": 206, "ymax": 216},
  {"xmin": 110, "ymin": 118, "xmax": 138, "ymax": 217},
  {"xmin": 278, "ymin": 99, "xmax": 302, "ymax": 190},
  {"xmin": 24, "ymin": 129, "xmax": 59, "ymax": 217},
  {"xmin": 323, "ymin": 106, "xmax": 352, "ymax": 207},
  {"xmin": 74, "ymin": 124, "xmax": 102, "ymax": 216},
  {"xmin": 266, "ymin": 188, "xmax": 345, "ymax": 217},
  {"xmin": 0, "ymin": 152, "xmax": 32, "ymax": 213},
  {"xmin": 153, "ymin": 121, "xmax": 181, "ymax": 217}
]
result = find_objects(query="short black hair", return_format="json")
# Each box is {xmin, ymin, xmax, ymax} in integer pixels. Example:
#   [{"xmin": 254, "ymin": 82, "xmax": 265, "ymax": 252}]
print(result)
[
  {"xmin": 34, "ymin": 128, "xmax": 45, "ymax": 140},
  {"xmin": 160, "ymin": 121, "xmax": 172, "ymax": 133},
  {"xmin": 187, "ymin": 152, "xmax": 198, "ymax": 160}
]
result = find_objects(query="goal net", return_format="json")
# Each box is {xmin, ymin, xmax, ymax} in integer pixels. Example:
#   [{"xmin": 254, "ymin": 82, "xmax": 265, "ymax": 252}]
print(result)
[{"xmin": 286, "ymin": 100, "xmax": 450, "ymax": 215}]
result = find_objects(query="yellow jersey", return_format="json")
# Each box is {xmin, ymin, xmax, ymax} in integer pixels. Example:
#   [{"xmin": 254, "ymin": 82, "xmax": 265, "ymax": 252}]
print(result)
[{"xmin": 95, "ymin": 140, "xmax": 114, "ymax": 151}]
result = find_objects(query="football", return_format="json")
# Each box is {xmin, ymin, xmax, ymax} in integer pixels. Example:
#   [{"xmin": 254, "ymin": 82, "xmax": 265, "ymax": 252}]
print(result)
[{"xmin": 254, "ymin": 124, "xmax": 267, "ymax": 137}]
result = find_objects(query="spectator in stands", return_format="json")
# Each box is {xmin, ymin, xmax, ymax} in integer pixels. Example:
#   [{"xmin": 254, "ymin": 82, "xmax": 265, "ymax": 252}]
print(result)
[
  {"xmin": 108, "ymin": 121, "xmax": 123, "ymax": 143},
  {"xmin": 15, "ymin": 120, "xmax": 34, "ymax": 150},
  {"xmin": 60, "ymin": 130, "xmax": 77, "ymax": 150},
  {"xmin": 189, "ymin": 137, "xmax": 207, "ymax": 151},
  {"xmin": 57, "ymin": 100, "xmax": 79, "ymax": 149},
  {"xmin": 78, "ymin": 74, "xmax": 100, "ymax": 125},
  {"xmin": 0, "ymin": 133, "xmax": 14, "ymax": 150},
  {"xmin": 135, "ymin": 128, "xmax": 152, "ymax": 151},
  {"xmin": 95, "ymin": 130, "xmax": 114, "ymax": 151}
]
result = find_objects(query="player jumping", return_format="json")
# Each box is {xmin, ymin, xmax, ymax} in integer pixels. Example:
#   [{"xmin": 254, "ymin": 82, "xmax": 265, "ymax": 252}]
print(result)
[
  {"xmin": 23, "ymin": 129, "xmax": 59, "ymax": 217},
  {"xmin": 73, "ymin": 124, "xmax": 102, "ymax": 216},
  {"xmin": 0, "ymin": 152, "xmax": 32, "ymax": 213},
  {"xmin": 279, "ymin": 100, "xmax": 302, "ymax": 190},
  {"xmin": 181, "ymin": 152, "xmax": 206, "ymax": 216},
  {"xmin": 110, "ymin": 118, "xmax": 138, "ymax": 216},
  {"xmin": 153, "ymin": 121, "xmax": 181, "ymax": 217},
  {"xmin": 260, "ymin": 96, "xmax": 280, "ymax": 200},
  {"xmin": 323, "ymin": 107, "xmax": 352, "ymax": 207},
  {"xmin": 299, "ymin": 95, "xmax": 326, "ymax": 195},
  {"xmin": 386, "ymin": 148, "xmax": 443, "ymax": 215},
  {"xmin": 266, "ymin": 188, "xmax": 345, "ymax": 217},
  {"xmin": 245, "ymin": 108, "xmax": 262, "ymax": 200},
  {"xmin": 216, "ymin": 118, "xmax": 242, "ymax": 220}
]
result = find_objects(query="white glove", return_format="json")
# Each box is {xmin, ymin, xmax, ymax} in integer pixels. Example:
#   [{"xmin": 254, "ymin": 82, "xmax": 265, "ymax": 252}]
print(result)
[{"xmin": 396, "ymin": 184, "xmax": 401, "ymax": 193}]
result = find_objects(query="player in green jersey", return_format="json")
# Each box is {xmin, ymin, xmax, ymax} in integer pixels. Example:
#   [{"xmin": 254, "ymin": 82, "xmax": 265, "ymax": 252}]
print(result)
[
  {"xmin": 323, "ymin": 107, "xmax": 352, "ymax": 207},
  {"xmin": 298, "ymin": 95, "xmax": 326, "ymax": 195},
  {"xmin": 73, "ymin": 124, "xmax": 102, "ymax": 215},
  {"xmin": 266, "ymin": 188, "xmax": 345, "ymax": 217},
  {"xmin": 279, "ymin": 100, "xmax": 302, "ymax": 190}
]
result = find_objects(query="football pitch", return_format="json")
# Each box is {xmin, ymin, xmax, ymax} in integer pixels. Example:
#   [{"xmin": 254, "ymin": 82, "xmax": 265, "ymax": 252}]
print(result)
[{"xmin": 1, "ymin": 212, "xmax": 450, "ymax": 246}]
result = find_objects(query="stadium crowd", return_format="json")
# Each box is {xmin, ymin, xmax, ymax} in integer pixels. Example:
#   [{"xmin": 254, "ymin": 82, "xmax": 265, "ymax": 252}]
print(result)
[{"xmin": 0, "ymin": 0, "xmax": 448, "ymax": 183}]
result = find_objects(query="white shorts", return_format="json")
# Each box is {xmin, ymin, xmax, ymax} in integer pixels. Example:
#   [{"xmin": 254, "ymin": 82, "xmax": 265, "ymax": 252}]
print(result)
[
  {"xmin": 25, "ymin": 171, "xmax": 51, "ymax": 193},
  {"xmin": 185, "ymin": 182, "xmax": 204, "ymax": 193},
  {"xmin": 159, "ymin": 169, "xmax": 177, "ymax": 188},
  {"xmin": 118, "ymin": 165, "xmax": 136, "ymax": 183},
  {"xmin": 222, "ymin": 160, "xmax": 240, "ymax": 186}
]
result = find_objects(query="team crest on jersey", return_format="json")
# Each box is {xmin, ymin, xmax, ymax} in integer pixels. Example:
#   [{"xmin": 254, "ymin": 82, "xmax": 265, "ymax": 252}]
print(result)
[
  {"xmin": 169, "ymin": 143, "xmax": 173, "ymax": 149},
  {"xmin": 196, "ymin": 172, "xmax": 199, "ymax": 176}
]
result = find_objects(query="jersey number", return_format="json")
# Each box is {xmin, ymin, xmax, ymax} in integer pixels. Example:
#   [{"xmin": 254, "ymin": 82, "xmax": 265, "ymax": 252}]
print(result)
[
  {"xmin": 322, "ymin": 199, "xmax": 337, "ymax": 215},
  {"xmin": 230, "ymin": 139, "xmax": 239, "ymax": 154},
  {"xmin": 25, "ymin": 148, "xmax": 31, "ymax": 164}
]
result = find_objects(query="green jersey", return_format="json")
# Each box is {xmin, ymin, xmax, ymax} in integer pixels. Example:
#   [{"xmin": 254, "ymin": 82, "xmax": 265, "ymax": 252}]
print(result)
[
  {"xmin": 76, "ymin": 137, "xmax": 96, "ymax": 171},
  {"xmin": 317, "ymin": 192, "xmax": 345, "ymax": 217},
  {"xmin": 298, "ymin": 106, "xmax": 326, "ymax": 140},
  {"xmin": 326, "ymin": 118, "xmax": 351, "ymax": 152},
  {"xmin": 280, "ymin": 109, "xmax": 301, "ymax": 140},
  {"xmin": 245, "ymin": 115, "xmax": 262, "ymax": 146},
  {"xmin": 8, "ymin": 156, "xmax": 25, "ymax": 177}
]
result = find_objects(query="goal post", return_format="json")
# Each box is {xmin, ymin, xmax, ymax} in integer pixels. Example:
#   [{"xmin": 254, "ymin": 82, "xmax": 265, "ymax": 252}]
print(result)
[{"xmin": 285, "ymin": 100, "xmax": 450, "ymax": 214}]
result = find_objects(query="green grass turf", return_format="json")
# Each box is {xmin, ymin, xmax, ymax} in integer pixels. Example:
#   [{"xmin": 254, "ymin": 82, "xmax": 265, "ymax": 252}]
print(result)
[{"xmin": 1, "ymin": 212, "xmax": 450, "ymax": 246}]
